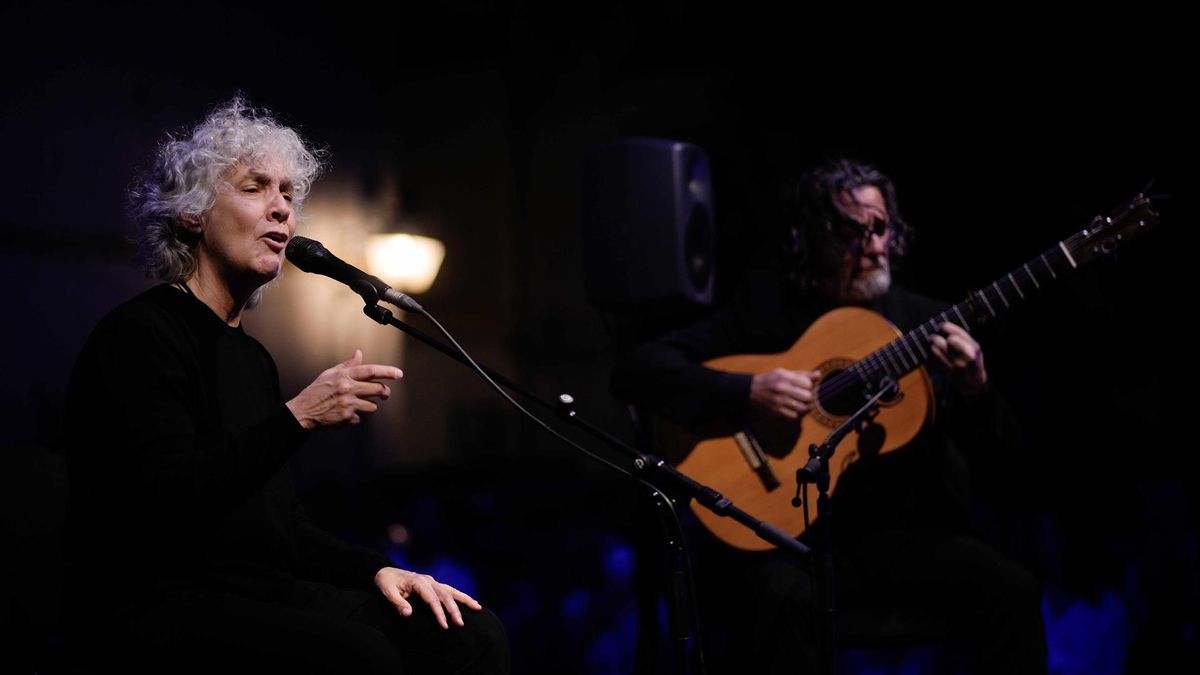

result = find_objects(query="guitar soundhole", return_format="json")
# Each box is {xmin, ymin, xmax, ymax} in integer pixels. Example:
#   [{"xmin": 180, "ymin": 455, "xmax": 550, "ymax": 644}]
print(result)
[
  {"xmin": 813, "ymin": 361, "xmax": 903, "ymax": 424},
  {"xmin": 819, "ymin": 369, "xmax": 869, "ymax": 416}
]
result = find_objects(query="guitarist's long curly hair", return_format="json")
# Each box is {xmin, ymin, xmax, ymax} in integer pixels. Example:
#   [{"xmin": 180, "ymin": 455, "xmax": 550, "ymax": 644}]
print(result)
[{"xmin": 782, "ymin": 158, "xmax": 912, "ymax": 293}]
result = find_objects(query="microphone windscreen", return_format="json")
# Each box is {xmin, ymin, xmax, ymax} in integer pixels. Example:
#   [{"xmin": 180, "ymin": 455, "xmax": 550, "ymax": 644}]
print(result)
[{"xmin": 285, "ymin": 236, "xmax": 328, "ymax": 272}]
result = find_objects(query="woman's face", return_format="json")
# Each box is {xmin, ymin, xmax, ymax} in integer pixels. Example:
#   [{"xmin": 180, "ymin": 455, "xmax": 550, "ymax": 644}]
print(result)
[{"xmin": 195, "ymin": 159, "xmax": 296, "ymax": 289}]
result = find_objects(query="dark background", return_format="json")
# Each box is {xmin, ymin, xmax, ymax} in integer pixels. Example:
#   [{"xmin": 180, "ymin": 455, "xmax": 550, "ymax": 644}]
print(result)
[{"xmin": 2, "ymin": 2, "xmax": 1195, "ymax": 673}]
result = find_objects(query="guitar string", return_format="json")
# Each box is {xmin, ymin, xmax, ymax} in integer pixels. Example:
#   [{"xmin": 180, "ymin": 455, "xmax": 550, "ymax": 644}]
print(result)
[{"xmin": 808, "ymin": 248, "xmax": 1062, "ymax": 404}]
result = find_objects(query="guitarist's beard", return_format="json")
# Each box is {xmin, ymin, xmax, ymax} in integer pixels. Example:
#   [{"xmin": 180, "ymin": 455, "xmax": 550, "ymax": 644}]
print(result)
[
  {"xmin": 820, "ymin": 236, "xmax": 893, "ymax": 304},
  {"xmin": 828, "ymin": 265, "xmax": 891, "ymax": 304}
]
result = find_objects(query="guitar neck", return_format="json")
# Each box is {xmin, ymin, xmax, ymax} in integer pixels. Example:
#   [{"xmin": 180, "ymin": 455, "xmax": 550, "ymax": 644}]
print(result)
[
  {"xmin": 850, "ymin": 193, "xmax": 1159, "ymax": 385},
  {"xmin": 850, "ymin": 241, "xmax": 1073, "ymax": 384}
]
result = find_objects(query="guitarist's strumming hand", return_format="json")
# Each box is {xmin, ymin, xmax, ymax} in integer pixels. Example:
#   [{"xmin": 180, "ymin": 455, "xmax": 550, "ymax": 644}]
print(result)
[
  {"xmin": 929, "ymin": 322, "xmax": 988, "ymax": 396},
  {"xmin": 750, "ymin": 368, "xmax": 822, "ymax": 420}
]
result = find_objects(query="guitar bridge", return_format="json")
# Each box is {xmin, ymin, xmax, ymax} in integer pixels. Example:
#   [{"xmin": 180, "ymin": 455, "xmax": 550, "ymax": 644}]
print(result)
[{"xmin": 734, "ymin": 430, "xmax": 782, "ymax": 491}]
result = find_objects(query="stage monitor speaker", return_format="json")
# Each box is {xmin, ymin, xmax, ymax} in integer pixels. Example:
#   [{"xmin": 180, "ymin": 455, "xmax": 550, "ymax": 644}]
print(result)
[{"xmin": 582, "ymin": 138, "xmax": 715, "ymax": 311}]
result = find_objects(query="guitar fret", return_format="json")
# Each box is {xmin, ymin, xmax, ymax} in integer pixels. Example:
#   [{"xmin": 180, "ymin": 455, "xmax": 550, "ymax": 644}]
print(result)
[
  {"xmin": 976, "ymin": 290, "xmax": 997, "ymax": 318},
  {"xmin": 899, "ymin": 336, "xmax": 920, "ymax": 364},
  {"xmin": 1023, "ymin": 263, "xmax": 1041, "ymax": 289},
  {"xmin": 874, "ymin": 350, "xmax": 894, "ymax": 377},
  {"xmin": 890, "ymin": 343, "xmax": 912, "ymax": 372},
  {"xmin": 844, "ymin": 362, "xmax": 864, "ymax": 389},
  {"xmin": 991, "ymin": 281, "xmax": 1010, "ymax": 308},
  {"xmin": 858, "ymin": 354, "xmax": 875, "ymax": 379},
  {"xmin": 1007, "ymin": 272, "xmax": 1025, "ymax": 299},
  {"xmin": 911, "ymin": 328, "xmax": 930, "ymax": 358},
  {"xmin": 879, "ymin": 346, "xmax": 896, "ymax": 373},
  {"xmin": 1040, "ymin": 253, "xmax": 1058, "ymax": 280},
  {"xmin": 881, "ymin": 347, "xmax": 900, "ymax": 375},
  {"xmin": 856, "ymin": 362, "xmax": 872, "ymax": 383},
  {"xmin": 951, "ymin": 306, "xmax": 970, "ymax": 331},
  {"xmin": 929, "ymin": 315, "xmax": 946, "ymax": 336},
  {"xmin": 1058, "ymin": 241, "xmax": 1078, "ymax": 269},
  {"xmin": 850, "ymin": 362, "xmax": 866, "ymax": 381}
]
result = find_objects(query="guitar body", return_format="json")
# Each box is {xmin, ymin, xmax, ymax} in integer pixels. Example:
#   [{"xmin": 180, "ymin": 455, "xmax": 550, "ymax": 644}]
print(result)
[{"xmin": 676, "ymin": 306, "xmax": 935, "ymax": 551}]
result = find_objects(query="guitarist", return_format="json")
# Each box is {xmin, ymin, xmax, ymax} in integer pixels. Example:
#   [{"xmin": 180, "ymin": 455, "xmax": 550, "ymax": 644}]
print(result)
[{"xmin": 613, "ymin": 159, "xmax": 1047, "ymax": 674}]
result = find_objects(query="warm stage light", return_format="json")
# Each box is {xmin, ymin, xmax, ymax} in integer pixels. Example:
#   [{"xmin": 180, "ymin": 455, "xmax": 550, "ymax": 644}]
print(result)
[{"xmin": 366, "ymin": 233, "xmax": 445, "ymax": 293}]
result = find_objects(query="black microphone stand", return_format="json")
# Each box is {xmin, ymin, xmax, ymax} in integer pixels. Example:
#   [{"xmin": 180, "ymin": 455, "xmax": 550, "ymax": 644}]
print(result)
[
  {"xmin": 350, "ymin": 289, "xmax": 811, "ymax": 675},
  {"xmin": 795, "ymin": 377, "xmax": 899, "ymax": 675}
]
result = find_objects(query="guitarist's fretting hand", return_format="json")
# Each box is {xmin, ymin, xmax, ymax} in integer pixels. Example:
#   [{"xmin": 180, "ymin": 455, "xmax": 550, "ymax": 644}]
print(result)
[
  {"xmin": 929, "ymin": 322, "xmax": 988, "ymax": 396},
  {"xmin": 750, "ymin": 368, "xmax": 822, "ymax": 420}
]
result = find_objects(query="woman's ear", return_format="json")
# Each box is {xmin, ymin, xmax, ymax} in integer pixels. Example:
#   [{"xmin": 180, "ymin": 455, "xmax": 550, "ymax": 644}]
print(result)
[{"xmin": 180, "ymin": 213, "xmax": 203, "ymax": 236}]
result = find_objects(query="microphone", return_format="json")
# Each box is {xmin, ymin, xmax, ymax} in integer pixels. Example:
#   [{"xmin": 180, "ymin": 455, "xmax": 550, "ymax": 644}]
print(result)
[{"xmin": 285, "ymin": 235, "xmax": 423, "ymax": 312}]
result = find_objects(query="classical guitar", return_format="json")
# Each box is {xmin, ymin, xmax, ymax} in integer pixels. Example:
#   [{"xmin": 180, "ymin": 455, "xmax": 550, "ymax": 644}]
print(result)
[{"xmin": 675, "ymin": 195, "xmax": 1159, "ymax": 550}]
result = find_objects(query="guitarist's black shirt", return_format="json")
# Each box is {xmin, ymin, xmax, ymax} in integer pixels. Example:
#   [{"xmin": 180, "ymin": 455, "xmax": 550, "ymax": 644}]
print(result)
[{"xmin": 612, "ymin": 264, "xmax": 1017, "ymax": 542}]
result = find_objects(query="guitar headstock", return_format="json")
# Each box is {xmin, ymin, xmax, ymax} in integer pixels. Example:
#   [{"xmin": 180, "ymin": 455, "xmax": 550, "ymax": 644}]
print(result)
[{"xmin": 1062, "ymin": 194, "xmax": 1159, "ymax": 267}]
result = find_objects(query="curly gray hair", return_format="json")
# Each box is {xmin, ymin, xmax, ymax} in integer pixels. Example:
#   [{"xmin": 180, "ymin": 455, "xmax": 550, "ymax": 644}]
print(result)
[{"xmin": 131, "ymin": 96, "xmax": 323, "ymax": 283}]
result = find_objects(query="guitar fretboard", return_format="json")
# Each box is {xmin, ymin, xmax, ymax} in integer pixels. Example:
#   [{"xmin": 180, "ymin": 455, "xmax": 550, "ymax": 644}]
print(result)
[
  {"xmin": 844, "ymin": 242, "xmax": 1077, "ymax": 388},
  {"xmin": 815, "ymin": 194, "xmax": 1155, "ymax": 403}
]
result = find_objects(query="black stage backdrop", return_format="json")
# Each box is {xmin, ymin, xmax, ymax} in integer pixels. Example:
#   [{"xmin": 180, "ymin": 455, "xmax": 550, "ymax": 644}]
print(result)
[{"xmin": 2, "ymin": 3, "xmax": 1194, "ymax": 673}]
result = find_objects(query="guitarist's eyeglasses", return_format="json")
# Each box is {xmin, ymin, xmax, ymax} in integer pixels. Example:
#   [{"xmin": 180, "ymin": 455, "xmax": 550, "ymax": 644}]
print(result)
[{"xmin": 828, "ymin": 216, "xmax": 892, "ymax": 248}]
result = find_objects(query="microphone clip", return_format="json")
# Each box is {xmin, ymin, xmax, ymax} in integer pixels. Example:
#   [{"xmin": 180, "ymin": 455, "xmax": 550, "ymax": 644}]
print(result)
[{"xmin": 349, "ymin": 279, "xmax": 381, "ymax": 306}]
